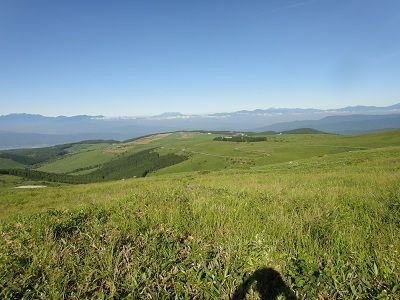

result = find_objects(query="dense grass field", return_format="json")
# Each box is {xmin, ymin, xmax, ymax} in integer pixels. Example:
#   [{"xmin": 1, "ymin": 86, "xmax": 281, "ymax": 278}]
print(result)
[
  {"xmin": 36, "ymin": 143, "xmax": 115, "ymax": 174},
  {"xmin": 1, "ymin": 130, "xmax": 400, "ymax": 298}
]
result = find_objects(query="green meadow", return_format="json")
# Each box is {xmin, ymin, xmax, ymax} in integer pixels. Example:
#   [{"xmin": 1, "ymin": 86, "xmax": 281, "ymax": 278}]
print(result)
[
  {"xmin": 36, "ymin": 143, "xmax": 115, "ymax": 174},
  {"xmin": 1, "ymin": 130, "xmax": 400, "ymax": 298}
]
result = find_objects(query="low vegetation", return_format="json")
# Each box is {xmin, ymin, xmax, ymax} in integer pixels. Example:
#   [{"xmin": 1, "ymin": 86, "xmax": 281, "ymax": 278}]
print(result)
[{"xmin": 0, "ymin": 130, "xmax": 399, "ymax": 298}]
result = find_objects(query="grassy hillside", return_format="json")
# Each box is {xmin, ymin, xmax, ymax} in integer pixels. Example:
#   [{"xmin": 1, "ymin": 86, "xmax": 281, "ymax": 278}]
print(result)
[
  {"xmin": 36, "ymin": 143, "xmax": 115, "ymax": 174},
  {"xmin": 3, "ymin": 130, "xmax": 400, "ymax": 179},
  {"xmin": 0, "ymin": 158, "xmax": 25, "ymax": 169},
  {"xmin": 0, "ymin": 130, "xmax": 399, "ymax": 298},
  {"xmin": 281, "ymin": 128, "xmax": 327, "ymax": 134},
  {"xmin": 154, "ymin": 130, "xmax": 400, "ymax": 175},
  {"xmin": 1, "ymin": 149, "xmax": 188, "ymax": 184}
]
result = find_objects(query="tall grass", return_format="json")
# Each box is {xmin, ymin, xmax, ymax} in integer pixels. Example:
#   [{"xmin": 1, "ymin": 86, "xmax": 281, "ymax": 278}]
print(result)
[{"xmin": 1, "ymin": 147, "xmax": 400, "ymax": 298}]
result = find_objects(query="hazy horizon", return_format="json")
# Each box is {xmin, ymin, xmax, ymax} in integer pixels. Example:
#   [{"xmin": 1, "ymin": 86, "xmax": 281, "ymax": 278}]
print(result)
[{"xmin": 1, "ymin": 100, "xmax": 399, "ymax": 118}]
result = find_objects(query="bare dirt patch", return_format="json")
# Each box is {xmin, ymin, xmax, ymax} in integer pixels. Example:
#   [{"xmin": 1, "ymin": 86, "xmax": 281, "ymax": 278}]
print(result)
[
  {"xmin": 106, "ymin": 133, "xmax": 172, "ymax": 154},
  {"xmin": 128, "ymin": 133, "xmax": 172, "ymax": 145}
]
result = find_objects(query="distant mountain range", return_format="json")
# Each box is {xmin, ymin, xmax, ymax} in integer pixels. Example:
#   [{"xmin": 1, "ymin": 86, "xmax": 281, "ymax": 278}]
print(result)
[
  {"xmin": 1, "ymin": 103, "xmax": 399, "ymax": 149},
  {"xmin": 256, "ymin": 114, "xmax": 400, "ymax": 134}
]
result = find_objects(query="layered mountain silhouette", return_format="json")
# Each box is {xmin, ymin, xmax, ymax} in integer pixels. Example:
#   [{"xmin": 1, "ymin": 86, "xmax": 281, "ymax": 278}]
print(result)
[
  {"xmin": 256, "ymin": 114, "xmax": 400, "ymax": 134},
  {"xmin": 1, "ymin": 103, "xmax": 399, "ymax": 149}
]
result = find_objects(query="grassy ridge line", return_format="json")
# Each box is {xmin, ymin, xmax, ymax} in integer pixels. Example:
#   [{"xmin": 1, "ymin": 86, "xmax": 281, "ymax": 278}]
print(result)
[
  {"xmin": 3, "ymin": 130, "xmax": 399, "ymax": 175},
  {"xmin": 0, "ymin": 146, "xmax": 399, "ymax": 298},
  {"xmin": 153, "ymin": 131, "xmax": 400, "ymax": 176},
  {"xmin": 122, "ymin": 130, "xmax": 239, "ymax": 143}
]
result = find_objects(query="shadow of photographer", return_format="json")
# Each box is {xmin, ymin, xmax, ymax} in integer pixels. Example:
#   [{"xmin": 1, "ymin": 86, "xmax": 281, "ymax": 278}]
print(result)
[{"xmin": 233, "ymin": 267, "xmax": 296, "ymax": 300}]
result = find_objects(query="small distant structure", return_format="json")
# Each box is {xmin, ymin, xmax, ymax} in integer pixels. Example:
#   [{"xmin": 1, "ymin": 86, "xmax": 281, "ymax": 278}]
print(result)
[{"xmin": 207, "ymin": 132, "xmax": 212, "ymax": 135}]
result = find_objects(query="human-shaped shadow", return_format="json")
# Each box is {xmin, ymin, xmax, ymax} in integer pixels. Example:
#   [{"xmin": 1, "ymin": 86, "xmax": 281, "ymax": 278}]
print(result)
[{"xmin": 233, "ymin": 267, "xmax": 296, "ymax": 300}]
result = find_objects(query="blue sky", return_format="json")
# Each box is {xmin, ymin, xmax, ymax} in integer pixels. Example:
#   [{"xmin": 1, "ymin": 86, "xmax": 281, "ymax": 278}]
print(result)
[{"xmin": 1, "ymin": 0, "xmax": 399, "ymax": 116}]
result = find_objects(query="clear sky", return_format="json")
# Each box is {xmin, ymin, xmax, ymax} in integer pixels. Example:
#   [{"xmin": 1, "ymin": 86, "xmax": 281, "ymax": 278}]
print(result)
[{"xmin": 1, "ymin": 0, "xmax": 399, "ymax": 116}]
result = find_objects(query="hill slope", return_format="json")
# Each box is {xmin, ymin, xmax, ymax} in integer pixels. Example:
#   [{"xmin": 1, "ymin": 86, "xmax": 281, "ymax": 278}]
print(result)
[
  {"xmin": 0, "ymin": 134, "xmax": 399, "ymax": 298},
  {"xmin": 1, "ymin": 130, "xmax": 400, "ymax": 181},
  {"xmin": 281, "ymin": 128, "xmax": 328, "ymax": 134}
]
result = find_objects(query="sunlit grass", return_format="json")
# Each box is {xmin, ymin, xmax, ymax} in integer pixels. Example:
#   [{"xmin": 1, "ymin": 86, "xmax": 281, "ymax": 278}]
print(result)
[{"xmin": 1, "ymin": 141, "xmax": 399, "ymax": 298}]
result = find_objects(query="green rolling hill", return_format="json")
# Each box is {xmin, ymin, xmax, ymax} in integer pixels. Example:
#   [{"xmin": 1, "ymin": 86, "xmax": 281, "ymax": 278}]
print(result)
[{"xmin": 0, "ymin": 129, "xmax": 399, "ymax": 298}]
